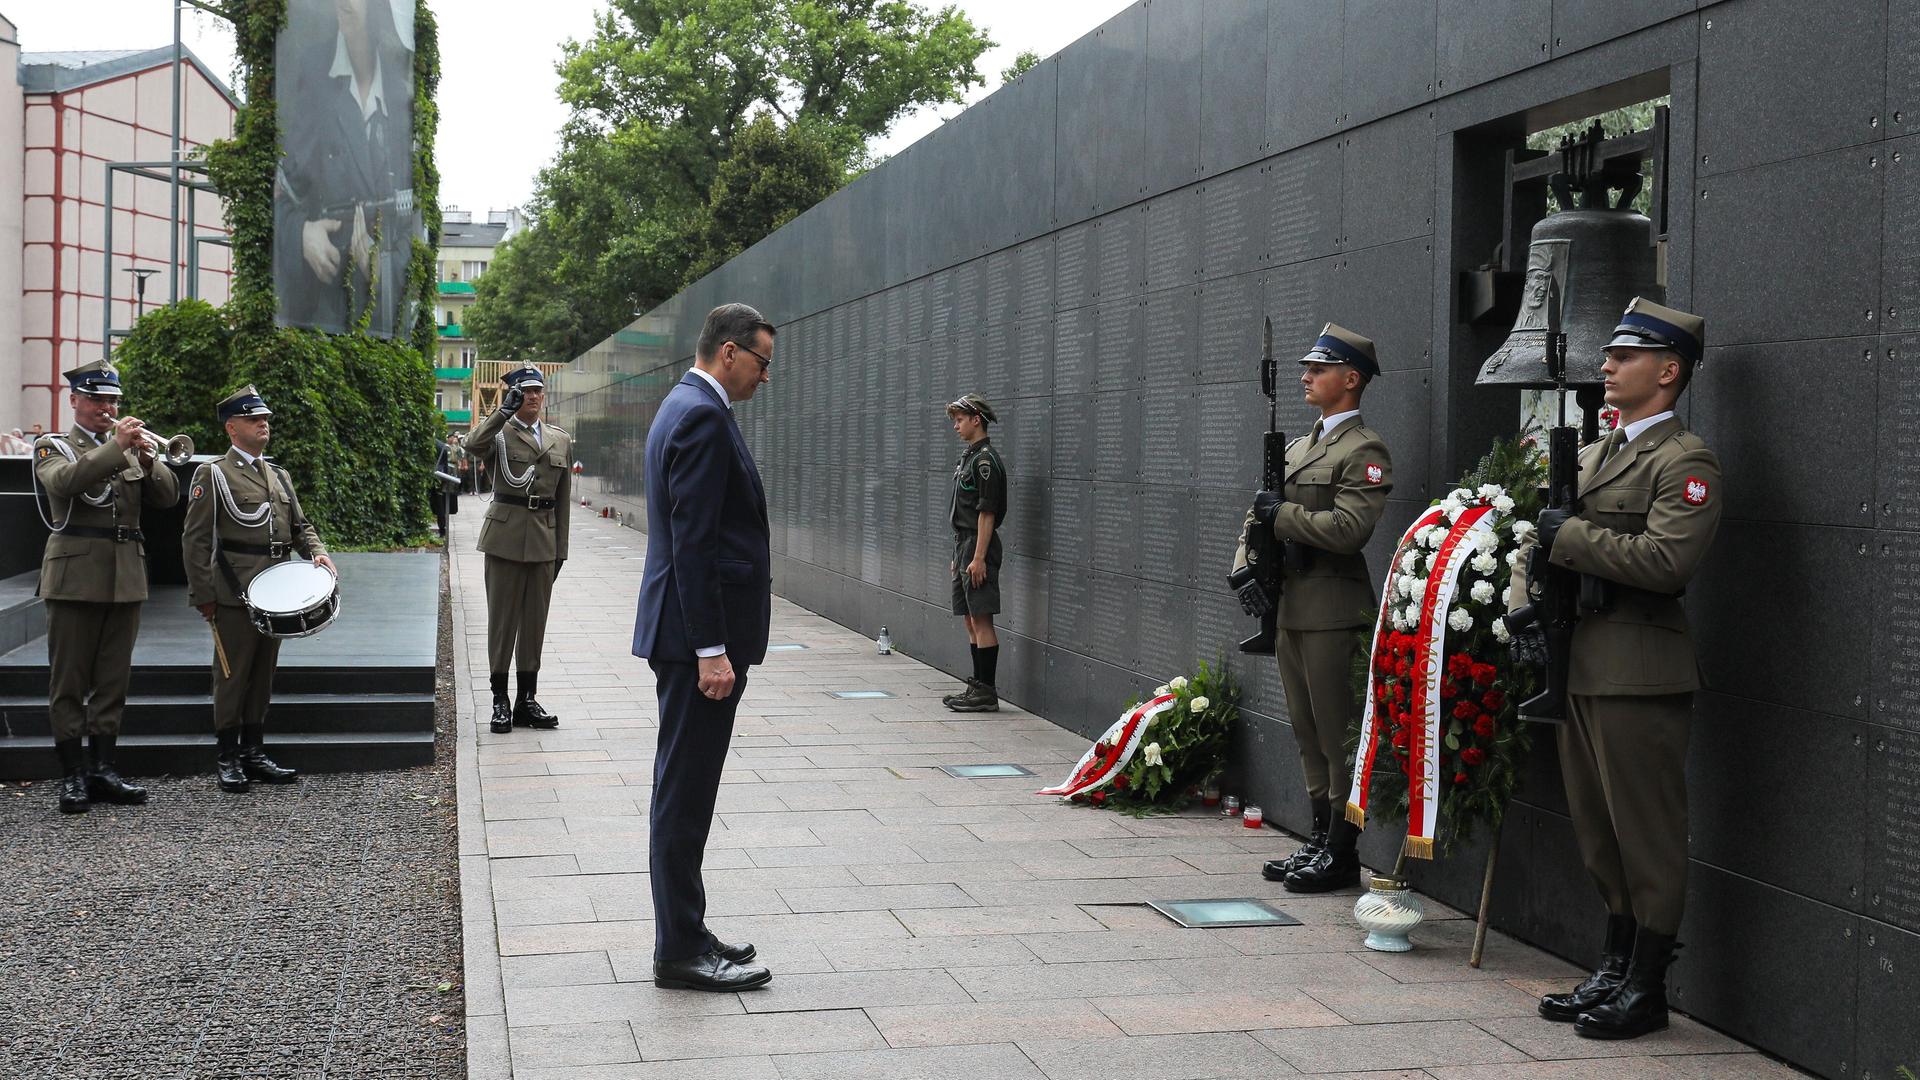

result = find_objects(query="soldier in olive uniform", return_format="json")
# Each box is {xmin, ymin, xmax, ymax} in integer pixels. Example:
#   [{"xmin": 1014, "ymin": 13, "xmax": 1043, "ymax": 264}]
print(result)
[
  {"xmin": 941, "ymin": 394, "xmax": 1007, "ymax": 713},
  {"xmin": 183, "ymin": 387, "xmax": 334, "ymax": 793},
  {"xmin": 468, "ymin": 366, "xmax": 572, "ymax": 734},
  {"xmin": 1512, "ymin": 298, "xmax": 1721, "ymax": 1041},
  {"xmin": 1232, "ymin": 324, "xmax": 1393, "ymax": 893},
  {"xmin": 31, "ymin": 360, "xmax": 180, "ymax": 813}
]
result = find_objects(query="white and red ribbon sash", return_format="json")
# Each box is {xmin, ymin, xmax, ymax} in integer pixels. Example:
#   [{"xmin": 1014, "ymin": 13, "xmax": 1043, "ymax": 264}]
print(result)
[
  {"xmin": 1037, "ymin": 693, "xmax": 1177, "ymax": 798},
  {"xmin": 1347, "ymin": 506, "xmax": 1445, "ymax": 831},
  {"xmin": 1348, "ymin": 505, "xmax": 1497, "ymax": 859}
]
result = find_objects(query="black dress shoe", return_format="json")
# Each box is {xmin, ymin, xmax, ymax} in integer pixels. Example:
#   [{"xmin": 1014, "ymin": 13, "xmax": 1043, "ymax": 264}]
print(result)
[
  {"xmin": 1540, "ymin": 914, "xmax": 1635, "ymax": 1022},
  {"xmin": 1284, "ymin": 815, "xmax": 1362, "ymax": 894},
  {"xmin": 239, "ymin": 725, "xmax": 298, "ymax": 783},
  {"xmin": 489, "ymin": 698, "xmax": 513, "ymax": 735},
  {"xmin": 216, "ymin": 752, "xmax": 251, "ymax": 794},
  {"xmin": 653, "ymin": 949, "xmax": 771, "ymax": 992},
  {"xmin": 54, "ymin": 738, "xmax": 90, "ymax": 814},
  {"xmin": 1576, "ymin": 929, "xmax": 1679, "ymax": 1040},
  {"xmin": 713, "ymin": 938, "xmax": 756, "ymax": 964},
  {"xmin": 87, "ymin": 734, "xmax": 148, "ymax": 805},
  {"xmin": 1263, "ymin": 798, "xmax": 1332, "ymax": 881},
  {"xmin": 513, "ymin": 697, "xmax": 561, "ymax": 729}
]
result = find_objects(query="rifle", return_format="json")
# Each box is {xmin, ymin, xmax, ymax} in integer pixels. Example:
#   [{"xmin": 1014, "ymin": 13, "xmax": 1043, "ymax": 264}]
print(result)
[
  {"xmin": 1229, "ymin": 317, "xmax": 1287, "ymax": 655},
  {"xmin": 1506, "ymin": 279, "xmax": 1576, "ymax": 723}
]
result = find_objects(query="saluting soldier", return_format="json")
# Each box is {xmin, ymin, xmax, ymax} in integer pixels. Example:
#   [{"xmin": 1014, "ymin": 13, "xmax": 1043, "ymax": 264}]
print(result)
[
  {"xmin": 31, "ymin": 360, "xmax": 180, "ymax": 814},
  {"xmin": 183, "ymin": 386, "xmax": 334, "ymax": 793},
  {"xmin": 468, "ymin": 366, "xmax": 571, "ymax": 734},
  {"xmin": 1514, "ymin": 298, "xmax": 1720, "ymax": 1041},
  {"xmin": 940, "ymin": 393, "xmax": 1008, "ymax": 713},
  {"xmin": 1233, "ymin": 324, "xmax": 1393, "ymax": 893}
]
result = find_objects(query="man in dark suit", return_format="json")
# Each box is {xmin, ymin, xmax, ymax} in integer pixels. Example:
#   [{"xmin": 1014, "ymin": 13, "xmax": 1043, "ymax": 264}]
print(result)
[{"xmin": 632, "ymin": 303, "xmax": 776, "ymax": 992}]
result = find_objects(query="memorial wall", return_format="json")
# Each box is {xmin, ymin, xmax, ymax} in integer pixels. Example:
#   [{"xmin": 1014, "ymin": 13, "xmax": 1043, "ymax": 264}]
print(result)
[{"xmin": 548, "ymin": 1, "xmax": 1918, "ymax": 1073}]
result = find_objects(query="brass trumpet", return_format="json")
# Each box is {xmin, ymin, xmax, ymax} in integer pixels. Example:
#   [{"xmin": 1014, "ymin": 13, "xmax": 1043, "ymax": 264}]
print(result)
[{"xmin": 115, "ymin": 420, "xmax": 195, "ymax": 466}]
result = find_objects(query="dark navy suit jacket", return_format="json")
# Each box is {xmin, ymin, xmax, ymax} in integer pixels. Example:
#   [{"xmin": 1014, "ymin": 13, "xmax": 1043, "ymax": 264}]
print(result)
[{"xmin": 632, "ymin": 372, "xmax": 771, "ymax": 667}]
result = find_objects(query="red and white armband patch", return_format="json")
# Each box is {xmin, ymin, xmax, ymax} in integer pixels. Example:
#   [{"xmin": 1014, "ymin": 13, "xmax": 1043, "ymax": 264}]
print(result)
[
  {"xmin": 1365, "ymin": 463, "xmax": 1384, "ymax": 484},
  {"xmin": 1682, "ymin": 476, "xmax": 1709, "ymax": 506}
]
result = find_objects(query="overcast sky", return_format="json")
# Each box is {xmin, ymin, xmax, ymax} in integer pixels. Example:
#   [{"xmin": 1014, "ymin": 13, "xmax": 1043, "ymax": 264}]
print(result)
[{"xmin": 7, "ymin": 0, "xmax": 1122, "ymax": 215}]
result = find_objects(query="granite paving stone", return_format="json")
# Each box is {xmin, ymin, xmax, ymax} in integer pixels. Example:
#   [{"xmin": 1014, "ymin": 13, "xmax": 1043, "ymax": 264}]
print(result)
[
  {"xmin": 1252, "ymin": 1019, "xmax": 1529, "ymax": 1072},
  {"xmin": 1091, "ymin": 990, "xmax": 1349, "ymax": 1035},
  {"xmin": 768, "ymin": 1042, "xmax": 1047, "ymax": 1080},
  {"xmin": 1016, "ymin": 1031, "xmax": 1303, "ymax": 1079}
]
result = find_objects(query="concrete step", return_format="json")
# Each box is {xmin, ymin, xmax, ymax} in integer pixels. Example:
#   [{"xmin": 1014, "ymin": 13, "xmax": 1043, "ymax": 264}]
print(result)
[
  {"xmin": 0, "ymin": 692, "xmax": 435, "ymax": 737},
  {"xmin": 0, "ymin": 664, "xmax": 433, "ymax": 697},
  {"xmin": 0, "ymin": 730, "xmax": 437, "ymax": 779}
]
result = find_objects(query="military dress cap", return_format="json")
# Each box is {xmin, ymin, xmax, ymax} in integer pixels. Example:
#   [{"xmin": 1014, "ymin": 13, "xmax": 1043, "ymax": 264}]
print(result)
[
  {"xmin": 217, "ymin": 385, "xmax": 273, "ymax": 422},
  {"xmin": 503, "ymin": 366, "xmax": 546, "ymax": 390},
  {"xmin": 946, "ymin": 393, "xmax": 997, "ymax": 424},
  {"xmin": 1607, "ymin": 297, "xmax": 1704, "ymax": 364},
  {"xmin": 65, "ymin": 359, "xmax": 124, "ymax": 396},
  {"xmin": 1300, "ymin": 323, "xmax": 1381, "ymax": 378}
]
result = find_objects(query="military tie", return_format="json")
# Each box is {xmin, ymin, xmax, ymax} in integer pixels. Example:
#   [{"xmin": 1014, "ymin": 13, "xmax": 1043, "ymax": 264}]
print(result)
[
  {"xmin": 1600, "ymin": 426, "xmax": 1626, "ymax": 465},
  {"xmin": 1311, "ymin": 420, "xmax": 1326, "ymax": 445}
]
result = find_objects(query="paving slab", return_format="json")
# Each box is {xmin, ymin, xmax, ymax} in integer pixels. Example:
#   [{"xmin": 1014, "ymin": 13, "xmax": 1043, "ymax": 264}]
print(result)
[{"xmin": 448, "ymin": 512, "xmax": 1777, "ymax": 1079}]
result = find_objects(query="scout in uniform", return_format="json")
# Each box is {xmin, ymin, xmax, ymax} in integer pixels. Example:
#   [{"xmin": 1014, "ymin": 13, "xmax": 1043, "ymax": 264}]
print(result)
[
  {"xmin": 941, "ymin": 393, "xmax": 1007, "ymax": 713},
  {"xmin": 468, "ymin": 366, "xmax": 572, "ymax": 734},
  {"xmin": 1233, "ymin": 324, "xmax": 1393, "ymax": 893},
  {"xmin": 183, "ymin": 386, "xmax": 334, "ymax": 793},
  {"xmin": 1514, "ymin": 298, "xmax": 1721, "ymax": 1040},
  {"xmin": 31, "ymin": 360, "xmax": 180, "ymax": 813}
]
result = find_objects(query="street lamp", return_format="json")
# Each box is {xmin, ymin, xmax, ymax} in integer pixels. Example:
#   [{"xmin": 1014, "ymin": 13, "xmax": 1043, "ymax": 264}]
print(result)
[{"xmin": 124, "ymin": 266, "xmax": 159, "ymax": 320}]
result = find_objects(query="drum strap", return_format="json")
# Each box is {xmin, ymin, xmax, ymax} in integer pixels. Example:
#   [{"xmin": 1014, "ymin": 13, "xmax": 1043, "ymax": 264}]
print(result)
[{"xmin": 209, "ymin": 461, "xmax": 302, "ymax": 601}]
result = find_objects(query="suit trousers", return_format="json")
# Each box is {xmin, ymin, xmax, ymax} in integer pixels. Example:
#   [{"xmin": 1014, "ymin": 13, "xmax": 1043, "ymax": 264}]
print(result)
[
  {"xmin": 1561, "ymin": 692, "xmax": 1692, "ymax": 935},
  {"xmin": 45, "ymin": 599, "xmax": 142, "ymax": 741},
  {"xmin": 648, "ymin": 658, "xmax": 748, "ymax": 961},
  {"xmin": 485, "ymin": 555, "xmax": 555, "ymax": 675},
  {"xmin": 1274, "ymin": 626, "xmax": 1363, "ymax": 804},
  {"xmin": 212, "ymin": 604, "xmax": 280, "ymax": 732}
]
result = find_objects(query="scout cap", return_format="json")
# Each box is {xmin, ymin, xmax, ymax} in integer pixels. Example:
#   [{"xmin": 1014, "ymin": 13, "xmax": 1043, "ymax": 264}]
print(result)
[
  {"xmin": 1606, "ymin": 297, "xmax": 1704, "ymax": 365},
  {"xmin": 1300, "ymin": 323, "xmax": 1381, "ymax": 378},
  {"xmin": 65, "ymin": 359, "xmax": 123, "ymax": 397},
  {"xmin": 503, "ymin": 365, "xmax": 546, "ymax": 390},
  {"xmin": 946, "ymin": 393, "xmax": 997, "ymax": 424},
  {"xmin": 217, "ymin": 385, "xmax": 273, "ymax": 422}
]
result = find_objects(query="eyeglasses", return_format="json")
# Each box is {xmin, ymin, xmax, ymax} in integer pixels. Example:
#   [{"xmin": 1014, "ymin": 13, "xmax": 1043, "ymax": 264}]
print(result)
[{"xmin": 733, "ymin": 342, "xmax": 771, "ymax": 372}]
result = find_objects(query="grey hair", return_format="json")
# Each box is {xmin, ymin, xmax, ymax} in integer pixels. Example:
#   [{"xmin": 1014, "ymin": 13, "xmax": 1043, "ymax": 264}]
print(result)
[{"xmin": 697, "ymin": 303, "xmax": 776, "ymax": 361}]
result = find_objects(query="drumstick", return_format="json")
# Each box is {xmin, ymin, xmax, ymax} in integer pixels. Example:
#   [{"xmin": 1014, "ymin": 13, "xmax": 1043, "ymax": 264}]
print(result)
[{"xmin": 208, "ymin": 616, "xmax": 233, "ymax": 680}]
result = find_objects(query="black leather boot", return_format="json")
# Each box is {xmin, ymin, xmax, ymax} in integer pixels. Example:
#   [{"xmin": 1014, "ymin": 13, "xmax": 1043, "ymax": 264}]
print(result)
[
  {"xmin": 239, "ymin": 724, "xmax": 298, "ymax": 784},
  {"xmin": 55, "ymin": 737, "xmax": 90, "ymax": 814},
  {"xmin": 1263, "ymin": 797, "xmax": 1330, "ymax": 880},
  {"xmin": 1284, "ymin": 813, "xmax": 1362, "ymax": 893},
  {"xmin": 87, "ymin": 733, "xmax": 148, "ymax": 805},
  {"xmin": 513, "ymin": 672, "xmax": 560, "ymax": 729},
  {"xmin": 1539, "ymin": 913, "xmax": 1636, "ymax": 1021},
  {"xmin": 216, "ymin": 729, "xmax": 250, "ymax": 793},
  {"xmin": 1576, "ymin": 928, "xmax": 1678, "ymax": 1040},
  {"xmin": 489, "ymin": 672, "xmax": 513, "ymax": 733}
]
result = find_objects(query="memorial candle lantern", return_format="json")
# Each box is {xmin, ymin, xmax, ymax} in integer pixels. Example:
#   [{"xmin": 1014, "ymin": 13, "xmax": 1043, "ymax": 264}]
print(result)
[{"xmin": 1242, "ymin": 804, "xmax": 1264, "ymax": 829}]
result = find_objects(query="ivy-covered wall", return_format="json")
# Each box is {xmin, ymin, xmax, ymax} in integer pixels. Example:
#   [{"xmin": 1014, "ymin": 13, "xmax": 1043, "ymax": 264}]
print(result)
[{"xmin": 117, "ymin": 0, "xmax": 443, "ymax": 547}]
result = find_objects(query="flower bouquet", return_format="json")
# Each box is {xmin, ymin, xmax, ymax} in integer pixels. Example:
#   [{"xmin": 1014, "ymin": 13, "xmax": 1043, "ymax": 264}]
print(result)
[{"xmin": 1037, "ymin": 662, "xmax": 1239, "ymax": 812}]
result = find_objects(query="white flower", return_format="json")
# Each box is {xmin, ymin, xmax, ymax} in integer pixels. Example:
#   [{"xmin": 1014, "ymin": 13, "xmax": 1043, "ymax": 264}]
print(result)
[
  {"xmin": 1390, "ymin": 609, "xmax": 1409, "ymax": 631},
  {"xmin": 1492, "ymin": 494, "xmax": 1516, "ymax": 514},
  {"xmin": 1450, "ymin": 487, "xmax": 1474, "ymax": 504},
  {"xmin": 1477, "ymin": 483, "xmax": 1504, "ymax": 500},
  {"xmin": 1169, "ymin": 676, "xmax": 1189, "ymax": 691},
  {"xmin": 1492, "ymin": 618, "xmax": 1513, "ymax": 643},
  {"xmin": 1471, "ymin": 553, "xmax": 1498, "ymax": 575},
  {"xmin": 1507, "ymin": 548, "xmax": 1525, "ymax": 569},
  {"xmin": 1399, "ymin": 551, "xmax": 1419, "ymax": 575},
  {"xmin": 1511, "ymin": 520, "xmax": 1535, "ymax": 540},
  {"xmin": 1189, "ymin": 696, "xmax": 1210, "ymax": 713},
  {"xmin": 1470, "ymin": 580, "xmax": 1496, "ymax": 604},
  {"xmin": 1421, "ymin": 526, "xmax": 1446, "ymax": 550},
  {"xmin": 1448, "ymin": 606, "xmax": 1474, "ymax": 632},
  {"xmin": 1396, "ymin": 576, "xmax": 1415, "ymax": 599},
  {"xmin": 1142, "ymin": 742, "xmax": 1164, "ymax": 766},
  {"xmin": 1409, "ymin": 577, "xmax": 1427, "ymax": 598},
  {"xmin": 1468, "ymin": 529, "xmax": 1498, "ymax": 554},
  {"xmin": 1154, "ymin": 685, "xmax": 1170, "ymax": 697}
]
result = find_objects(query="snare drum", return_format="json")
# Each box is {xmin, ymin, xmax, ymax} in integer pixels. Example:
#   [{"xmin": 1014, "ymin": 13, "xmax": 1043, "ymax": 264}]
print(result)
[{"xmin": 244, "ymin": 561, "xmax": 341, "ymax": 638}]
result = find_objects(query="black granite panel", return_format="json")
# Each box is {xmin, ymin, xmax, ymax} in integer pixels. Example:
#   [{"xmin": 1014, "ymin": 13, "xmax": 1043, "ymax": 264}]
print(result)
[
  {"xmin": 1347, "ymin": 370, "xmax": 1429, "ymax": 502},
  {"xmin": 1192, "ymin": 586, "xmax": 1250, "ymax": 685},
  {"xmin": 999, "ymin": 552, "xmax": 1045, "ymax": 641},
  {"xmin": 1231, "ymin": 713, "xmax": 1308, "ymax": 829},
  {"xmin": 1886, "ymin": 136, "xmax": 1919, "ymax": 335},
  {"xmin": 1857, "ymin": 921, "xmax": 1920, "ymax": 1079},
  {"xmin": 1140, "ymin": 386, "xmax": 1197, "ymax": 486},
  {"xmin": 1048, "ymin": 480, "xmax": 1093, "ymax": 567},
  {"xmin": 1264, "ymin": 256, "xmax": 1340, "ymax": 362},
  {"xmin": 1696, "ymin": 0, "xmax": 1884, "ymax": 178},
  {"xmin": 1089, "ymin": 5, "xmax": 1148, "ymax": 209},
  {"xmin": 1436, "ymin": 0, "xmax": 1549, "ymax": 94},
  {"xmin": 1053, "ymin": 305, "xmax": 1097, "ymax": 393},
  {"xmin": 1200, "ymin": 0, "xmax": 1268, "ymax": 176},
  {"xmin": 992, "ymin": 394, "xmax": 1050, "ymax": 482},
  {"xmin": 1510, "ymin": 805, "xmax": 1613, "ymax": 954},
  {"xmin": 1096, "ymin": 208, "xmax": 1146, "ymax": 302},
  {"xmin": 1093, "ymin": 391, "xmax": 1144, "ymax": 484},
  {"xmin": 1265, "ymin": 0, "xmax": 1345, "ymax": 155},
  {"xmin": 1691, "ymin": 692, "xmax": 1867, "ymax": 911},
  {"xmin": 1135, "ymin": 581, "xmax": 1196, "ymax": 684},
  {"xmin": 1013, "ymin": 237, "xmax": 1056, "ymax": 322},
  {"xmin": 1343, "ymin": 108, "xmax": 1436, "ymax": 250},
  {"xmin": 1342, "ymin": 0, "xmax": 1436, "ymax": 127},
  {"xmin": 1876, "ymin": 524, "xmax": 1920, "ymax": 737},
  {"xmin": 1141, "ymin": 0, "xmax": 1203, "ymax": 198},
  {"xmin": 1054, "ymin": 220, "xmax": 1097, "ymax": 314},
  {"xmin": 1087, "ymin": 571, "xmax": 1141, "ymax": 670},
  {"xmin": 1142, "ymin": 286, "xmax": 1198, "ymax": 390},
  {"xmin": 1135, "ymin": 484, "xmax": 1197, "ymax": 587},
  {"xmin": 1269, "ymin": 139, "xmax": 1344, "ymax": 266},
  {"xmin": 1088, "ymin": 483, "xmax": 1139, "ymax": 578},
  {"xmin": 1199, "ymin": 165, "xmax": 1266, "ymax": 281},
  {"xmin": 1195, "ymin": 272, "xmax": 1266, "ymax": 385},
  {"xmin": 1549, "ymin": 0, "xmax": 1691, "ymax": 57},
  {"xmin": 1692, "ymin": 338, "xmax": 1877, "ymax": 527},
  {"xmin": 1048, "ymin": 563, "xmax": 1096, "ymax": 652},
  {"xmin": 1051, "ymin": 395, "xmax": 1097, "ymax": 484},
  {"xmin": 977, "ymin": 320, "xmax": 1015, "ymax": 403},
  {"xmin": 1671, "ymin": 866, "xmax": 1858, "ymax": 1077},
  {"xmin": 1054, "ymin": 31, "xmax": 1101, "ymax": 225},
  {"xmin": 1191, "ymin": 487, "xmax": 1254, "ymax": 601},
  {"xmin": 1696, "ymin": 146, "xmax": 1882, "ymax": 346},
  {"xmin": 1692, "ymin": 521, "xmax": 1873, "ymax": 719},
  {"xmin": 992, "ymin": 59, "xmax": 1059, "ymax": 246},
  {"xmin": 1324, "ymin": 237, "xmax": 1433, "ymax": 373},
  {"xmin": 1095, "ymin": 299, "xmax": 1146, "ymax": 394},
  {"xmin": 1143, "ymin": 187, "xmax": 1201, "ymax": 293},
  {"xmin": 926, "ymin": 268, "xmax": 954, "ymax": 339},
  {"xmin": 1870, "ymin": 724, "xmax": 1920, "ymax": 934},
  {"xmin": 1193, "ymin": 381, "xmax": 1268, "ymax": 491},
  {"xmin": 1010, "ymin": 318, "xmax": 1054, "ymax": 401},
  {"xmin": 984, "ymin": 248, "xmax": 1016, "ymax": 327},
  {"xmin": 1006, "ymin": 476, "xmax": 1052, "ymax": 564},
  {"xmin": 951, "ymin": 259, "xmax": 985, "ymax": 336},
  {"xmin": 1235, "ymin": 629, "xmax": 1290, "ymax": 726},
  {"xmin": 1043, "ymin": 647, "xmax": 1097, "ymax": 740},
  {"xmin": 927, "ymin": 334, "xmax": 955, "ymax": 406}
]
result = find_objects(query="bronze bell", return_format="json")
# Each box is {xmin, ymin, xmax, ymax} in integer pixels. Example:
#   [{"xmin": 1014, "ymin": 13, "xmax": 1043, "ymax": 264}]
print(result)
[{"xmin": 1477, "ymin": 181, "xmax": 1661, "ymax": 389}]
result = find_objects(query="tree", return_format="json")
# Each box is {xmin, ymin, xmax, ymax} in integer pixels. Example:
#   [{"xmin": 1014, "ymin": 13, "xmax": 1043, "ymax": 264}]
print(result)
[
  {"xmin": 469, "ymin": 0, "xmax": 993, "ymax": 363},
  {"xmin": 1000, "ymin": 49, "xmax": 1040, "ymax": 83}
]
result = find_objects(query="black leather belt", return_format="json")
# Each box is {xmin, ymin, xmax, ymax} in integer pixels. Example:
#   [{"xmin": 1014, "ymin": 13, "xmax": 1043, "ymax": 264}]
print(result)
[
  {"xmin": 63, "ymin": 525, "xmax": 145, "ymax": 543},
  {"xmin": 499, "ymin": 494, "xmax": 557, "ymax": 510},
  {"xmin": 225, "ymin": 540, "xmax": 291, "ymax": 558}
]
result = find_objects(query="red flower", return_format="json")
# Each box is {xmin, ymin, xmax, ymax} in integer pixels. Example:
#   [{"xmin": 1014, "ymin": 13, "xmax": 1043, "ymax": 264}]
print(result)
[
  {"xmin": 1391, "ymin": 729, "xmax": 1409, "ymax": 748},
  {"xmin": 1441, "ymin": 680, "xmax": 1457, "ymax": 701},
  {"xmin": 1482, "ymin": 689, "xmax": 1506, "ymax": 712},
  {"xmin": 1452, "ymin": 700, "xmax": 1476, "ymax": 721},
  {"xmin": 1447, "ymin": 654, "xmax": 1474, "ymax": 680},
  {"xmin": 1473, "ymin": 715, "xmax": 1496, "ymax": 738},
  {"xmin": 1453, "ymin": 771, "xmax": 1469, "ymax": 785},
  {"xmin": 1089, "ymin": 790, "xmax": 1107, "ymax": 804},
  {"xmin": 1113, "ymin": 773, "xmax": 1130, "ymax": 790},
  {"xmin": 1471, "ymin": 662, "xmax": 1498, "ymax": 687},
  {"xmin": 1460, "ymin": 747, "xmax": 1487, "ymax": 766}
]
